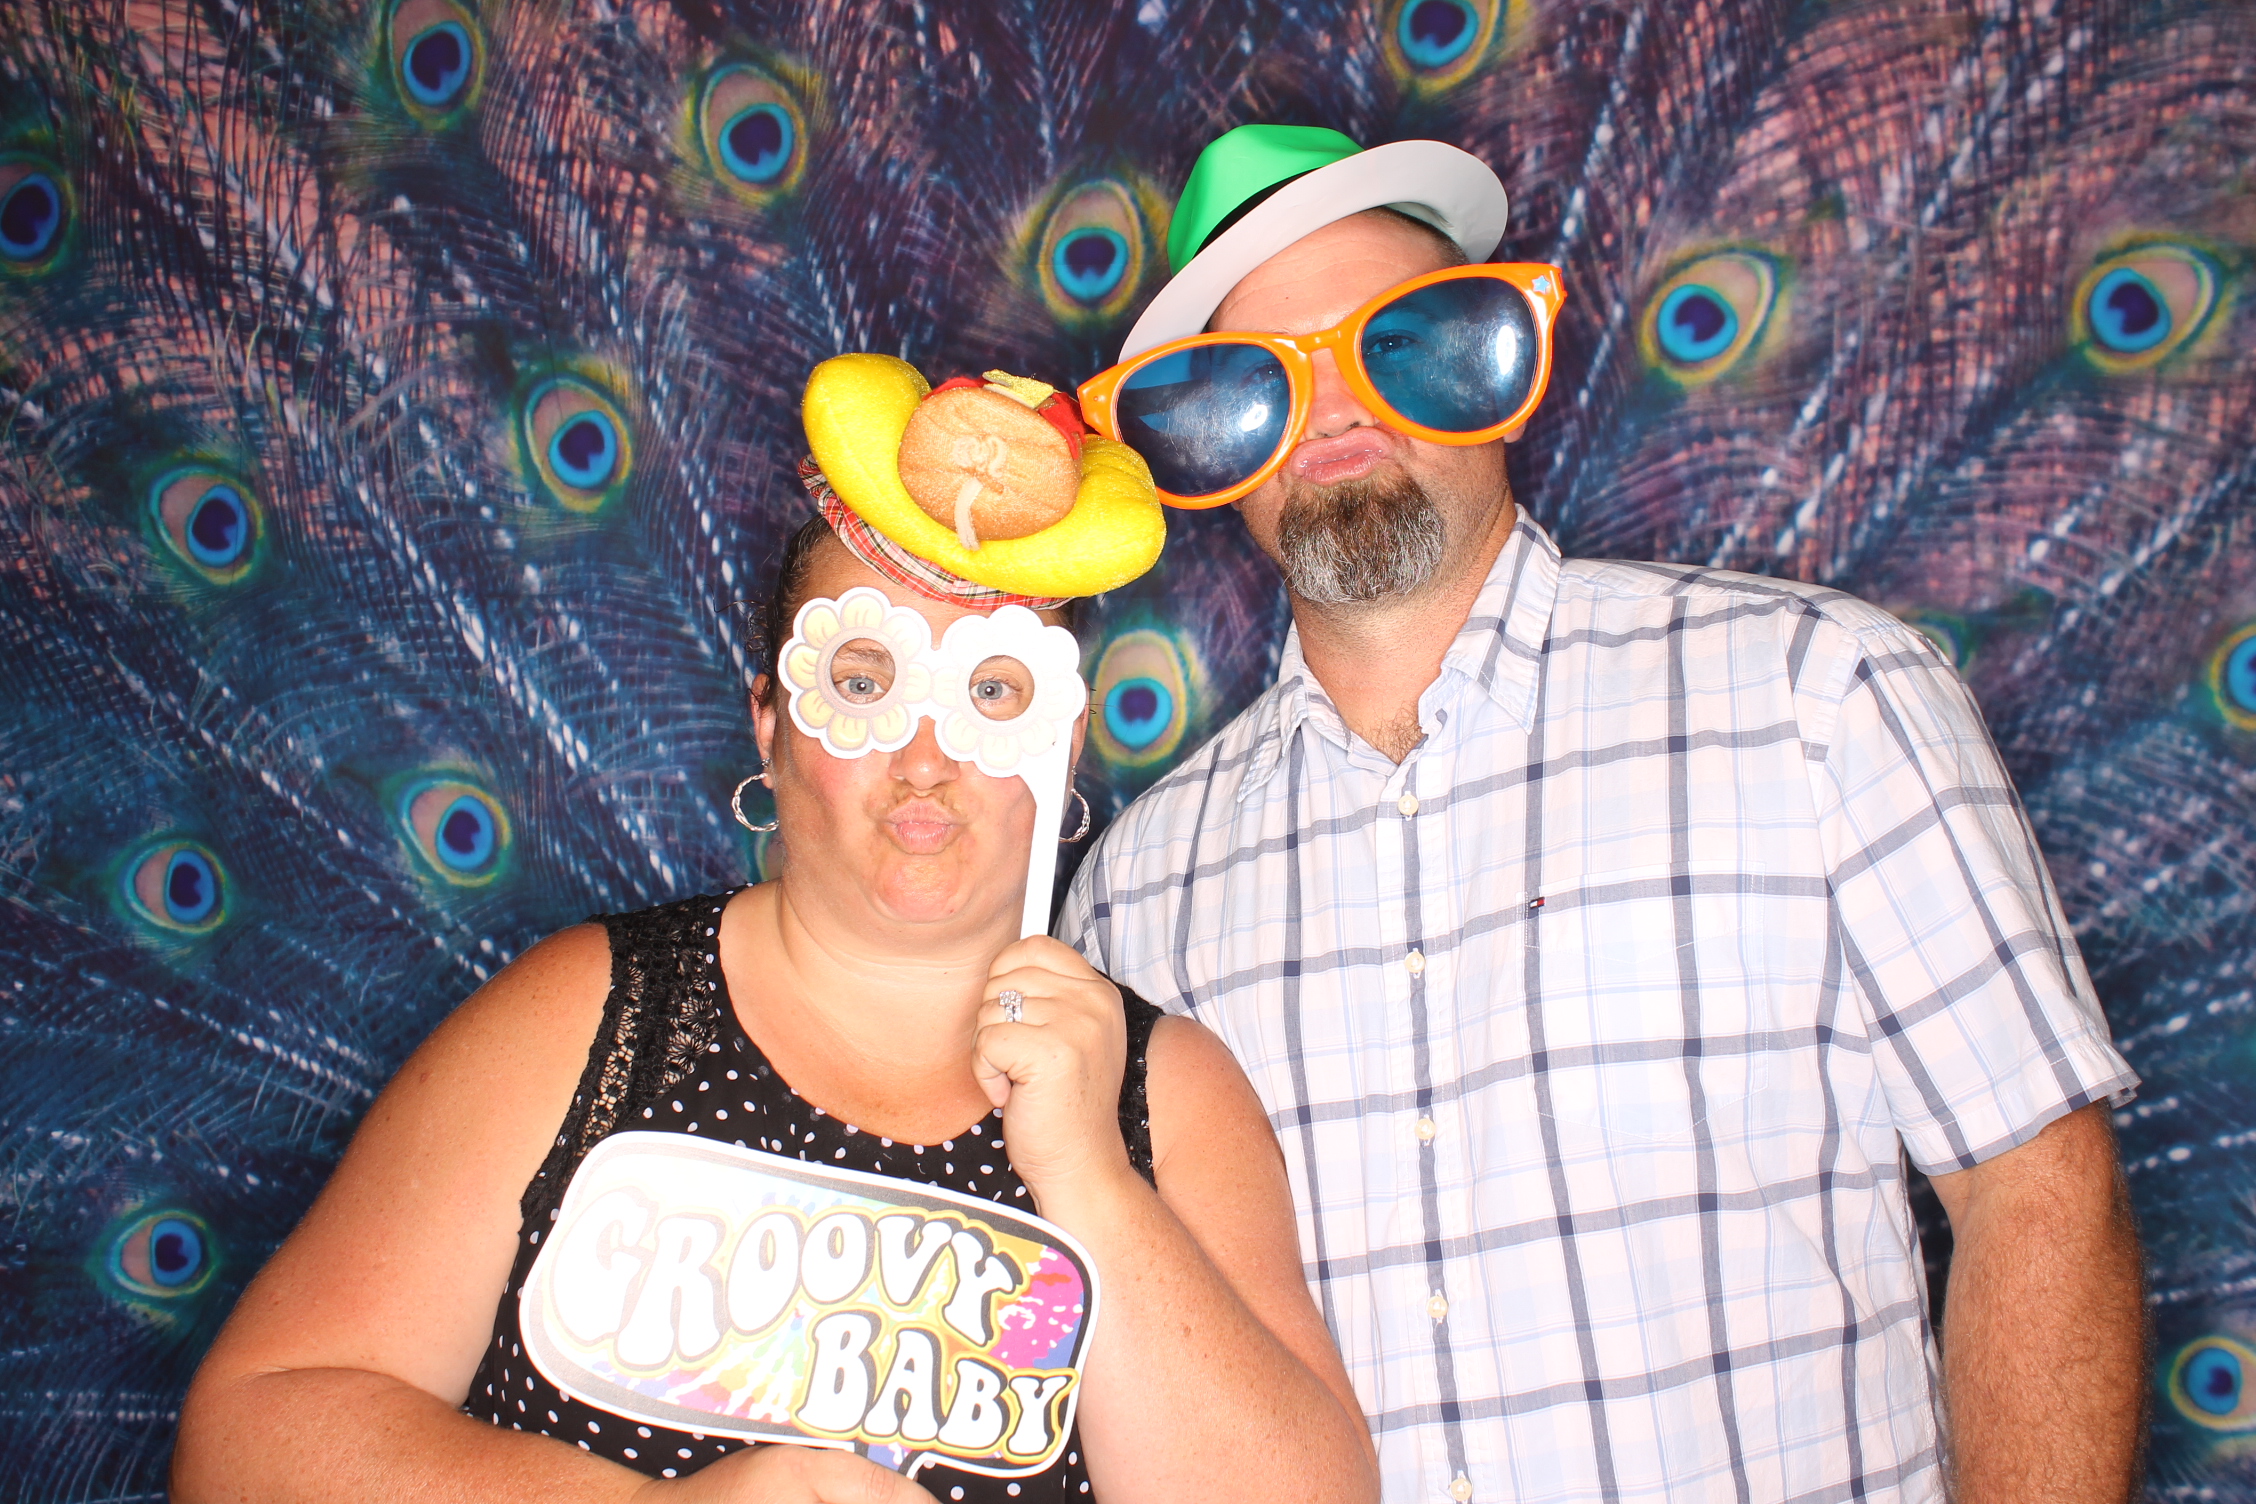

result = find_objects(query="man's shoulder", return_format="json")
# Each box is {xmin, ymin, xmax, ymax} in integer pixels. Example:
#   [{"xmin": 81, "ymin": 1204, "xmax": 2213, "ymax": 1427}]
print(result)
[
  {"xmin": 1553, "ymin": 554, "xmax": 1928, "ymax": 657},
  {"xmin": 1086, "ymin": 682, "xmax": 1286, "ymax": 867}
]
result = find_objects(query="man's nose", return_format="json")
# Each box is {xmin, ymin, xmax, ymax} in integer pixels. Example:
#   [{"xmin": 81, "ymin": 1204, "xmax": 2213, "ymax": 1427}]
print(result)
[
  {"xmin": 891, "ymin": 717, "xmax": 959, "ymax": 791},
  {"xmin": 1301, "ymin": 345, "xmax": 1379, "ymax": 441}
]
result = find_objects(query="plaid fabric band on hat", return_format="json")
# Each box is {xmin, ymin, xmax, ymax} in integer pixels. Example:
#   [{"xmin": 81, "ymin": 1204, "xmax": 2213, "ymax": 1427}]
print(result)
[{"xmin": 798, "ymin": 457, "xmax": 1069, "ymax": 611}]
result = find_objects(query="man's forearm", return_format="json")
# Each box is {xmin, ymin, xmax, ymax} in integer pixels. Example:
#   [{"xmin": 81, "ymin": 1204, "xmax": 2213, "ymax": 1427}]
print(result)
[{"xmin": 1932, "ymin": 1103, "xmax": 2148, "ymax": 1503}]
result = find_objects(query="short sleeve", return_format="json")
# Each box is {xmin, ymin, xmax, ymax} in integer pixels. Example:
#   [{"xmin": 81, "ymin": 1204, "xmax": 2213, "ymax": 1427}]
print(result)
[
  {"xmin": 1811, "ymin": 623, "xmax": 2137, "ymax": 1174},
  {"xmin": 1054, "ymin": 849, "xmax": 1108, "ymax": 969}
]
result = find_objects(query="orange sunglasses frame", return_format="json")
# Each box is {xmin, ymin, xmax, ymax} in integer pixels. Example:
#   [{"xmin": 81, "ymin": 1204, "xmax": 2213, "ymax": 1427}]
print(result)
[{"xmin": 1078, "ymin": 262, "xmax": 1567, "ymax": 509}]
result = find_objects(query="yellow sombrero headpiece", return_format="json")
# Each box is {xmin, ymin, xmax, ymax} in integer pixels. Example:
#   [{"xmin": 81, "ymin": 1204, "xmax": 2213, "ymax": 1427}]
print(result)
[{"xmin": 801, "ymin": 353, "xmax": 1164, "ymax": 602}]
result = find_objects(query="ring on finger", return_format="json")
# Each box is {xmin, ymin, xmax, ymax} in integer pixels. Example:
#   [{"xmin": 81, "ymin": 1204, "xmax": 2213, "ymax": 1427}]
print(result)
[{"xmin": 997, "ymin": 988, "xmax": 1025, "ymax": 1024}]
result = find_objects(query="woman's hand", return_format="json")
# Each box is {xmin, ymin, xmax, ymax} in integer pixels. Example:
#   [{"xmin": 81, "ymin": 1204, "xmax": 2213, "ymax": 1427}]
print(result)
[
  {"xmin": 972, "ymin": 936, "xmax": 1133, "ymax": 1203},
  {"xmin": 639, "ymin": 1444, "xmax": 939, "ymax": 1504}
]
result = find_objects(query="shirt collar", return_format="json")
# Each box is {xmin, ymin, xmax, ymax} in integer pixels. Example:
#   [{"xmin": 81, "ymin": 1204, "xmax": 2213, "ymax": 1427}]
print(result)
[{"xmin": 1239, "ymin": 512, "xmax": 1562, "ymax": 799}]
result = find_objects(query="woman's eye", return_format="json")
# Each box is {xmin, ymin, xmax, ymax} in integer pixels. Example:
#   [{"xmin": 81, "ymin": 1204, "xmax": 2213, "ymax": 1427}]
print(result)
[
  {"xmin": 842, "ymin": 675, "xmax": 879, "ymax": 699},
  {"xmin": 973, "ymin": 680, "xmax": 1008, "ymax": 700}
]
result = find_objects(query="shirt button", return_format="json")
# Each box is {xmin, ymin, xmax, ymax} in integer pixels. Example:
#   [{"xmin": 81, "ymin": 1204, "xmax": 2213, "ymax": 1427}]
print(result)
[
  {"xmin": 1415, "ymin": 1117, "xmax": 1437, "ymax": 1143},
  {"xmin": 1427, "ymin": 1292, "xmax": 1449, "ymax": 1321},
  {"xmin": 1405, "ymin": 950, "xmax": 1426, "ymax": 975},
  {"xmin": 1397, "ymin": 791, "xmax": 1420, "ymax": 816},
  {"xmin": 1450, "ymin": 1475, "xmax": 1474, "ymax": 1502}
]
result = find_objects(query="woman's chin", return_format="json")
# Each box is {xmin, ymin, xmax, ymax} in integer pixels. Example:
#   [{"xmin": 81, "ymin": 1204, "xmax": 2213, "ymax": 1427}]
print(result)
[{"xmin": 869, "ymin": 858, "xmax": 1019, "ymax": 929}]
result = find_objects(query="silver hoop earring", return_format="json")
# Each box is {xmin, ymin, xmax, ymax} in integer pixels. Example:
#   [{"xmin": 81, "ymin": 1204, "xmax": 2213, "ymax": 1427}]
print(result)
[
  {"xmin": 1062, "ymin": 786, "xmax": 1091, "ymax": 844},
  {"xmin": 731, "ymin": 772, "xmax": 778, "ymax": 834}
]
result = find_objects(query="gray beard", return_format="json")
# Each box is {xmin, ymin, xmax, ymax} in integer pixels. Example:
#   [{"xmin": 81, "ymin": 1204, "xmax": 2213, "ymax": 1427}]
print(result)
[{"xmin": 1271, "ymin": 470, "xmax": 1447, "ymax": 605}]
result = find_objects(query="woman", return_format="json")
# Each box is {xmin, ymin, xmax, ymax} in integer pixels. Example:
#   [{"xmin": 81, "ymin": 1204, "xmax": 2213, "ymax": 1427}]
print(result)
[{"xmin": 172, "ymin": 507, "xmax": 1378, "ymax": 1504}]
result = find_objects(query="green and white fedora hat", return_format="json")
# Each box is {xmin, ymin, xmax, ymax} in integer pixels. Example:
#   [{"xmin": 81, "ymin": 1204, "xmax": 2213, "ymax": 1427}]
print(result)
[{"xmin": 1120, "ymin": 123, "xmax": 1510, "ymax": 360}]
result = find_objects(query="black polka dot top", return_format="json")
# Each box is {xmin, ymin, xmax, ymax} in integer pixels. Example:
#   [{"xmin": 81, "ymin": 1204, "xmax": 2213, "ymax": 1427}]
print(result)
[{"xmin": 465, "ymin": 892, "xmax": 1161, "ymax": 1503}]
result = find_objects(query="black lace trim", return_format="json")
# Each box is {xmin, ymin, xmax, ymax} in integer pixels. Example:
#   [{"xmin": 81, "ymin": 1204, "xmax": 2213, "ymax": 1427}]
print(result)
[
  {"xmin": 1117, "ymin": 987, "xmax": 1163, "ymax": 1185},
  {"xmin": 520, "ymin": 892, "xmax": 728, "ymax": 1227}
]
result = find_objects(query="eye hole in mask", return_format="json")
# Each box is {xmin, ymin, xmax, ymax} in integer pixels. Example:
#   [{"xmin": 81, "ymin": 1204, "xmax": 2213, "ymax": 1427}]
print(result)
[
  {"xmin": 968, "ymin": 655, "xmax": 1035, "ymax": 721},
  {"xmin": 784, "ymin": 593, "xmax": 937, "ymax": 757},
  {"xmin": 828, "ymin": 637, "xmax": 899, "ymax": 705}
]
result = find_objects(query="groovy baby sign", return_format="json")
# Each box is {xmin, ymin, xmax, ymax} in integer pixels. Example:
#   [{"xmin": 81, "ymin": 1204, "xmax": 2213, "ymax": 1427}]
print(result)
[{"xmin": 518, "ymin": 1133, "xmax": 1100, "ymax": 1478}]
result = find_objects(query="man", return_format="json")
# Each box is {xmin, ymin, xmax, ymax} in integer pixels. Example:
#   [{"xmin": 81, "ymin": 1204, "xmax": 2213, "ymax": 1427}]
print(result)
[{"xmin": 1060, "ymin": 125, "xmax": 2145, "ymax": 1504}]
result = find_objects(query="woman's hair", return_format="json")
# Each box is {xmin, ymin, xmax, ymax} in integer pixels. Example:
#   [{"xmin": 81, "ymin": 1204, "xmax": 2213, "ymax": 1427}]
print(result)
[
  {"xmin": 750, "ymin": 512, "xmax": 1081, "ymax": 708},
  {"xmin": 751, "ymin": 512, "xmax": 835, "ymax": 709}
]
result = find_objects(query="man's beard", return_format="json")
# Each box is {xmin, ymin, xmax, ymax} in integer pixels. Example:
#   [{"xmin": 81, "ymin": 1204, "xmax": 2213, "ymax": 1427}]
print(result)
[{"xmin": 1270, "ymin": 469, "xmax": 1447, "ymax": 606}]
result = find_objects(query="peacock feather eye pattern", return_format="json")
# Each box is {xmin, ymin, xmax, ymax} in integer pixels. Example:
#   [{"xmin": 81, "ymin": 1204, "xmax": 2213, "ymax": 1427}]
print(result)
[
  {"xmin": 1089, "ymin": 628, "xmax": 1195, "ymax": 769},
  {"xmin": 2072, "ymin": 242, "xmax": 2226, "ymax": 374},
  {"xmin": 1896, "ymin": 609, "xmax": 1977, "ymax": 673},
  {"xmin": 2168, "ymin": 1336, "xmax": 2256, "ymax": 1431},
  {"xmin": 1385, "ymin": 0, "xmax": 1524, "ymax": 92},
  {"xmin": 0, "ymin": 153, "xmax": 72, "ymax": 273},
  {"xmin": 694, "ymin": 62, "xmax": 812, "ymax": 206},
  {"xmin": 398, "ymin": 776, "xmax": 511, "ymax": 885},
  {"xmin": 148, "ymin": 467, "xmax": 263, "ymax": 584},
  {"xmin": 518, "ymin": 374, "xmax": 633, "ymax": 513},
  {"xmin": 1637, "ymin": 250, "xmax": 1784, "ymax": 388},
  {"xmin": 1023, "ymin": 177, "xmax": 1162, "ymax": 327},
  {"xmin": 2205, "ymin": 622, "xmax": 2256, "ymax": 732},
  {"xmin": 105, "ymin": 1209, "xmax": 217, "ymax": 1303},
  {"xmin": 386, "ymin": 0, "xmax": 486, "ymax": 126},
  {"xmin": 121, "ymin": 840, "xmax": 229, "ymax": 935}
]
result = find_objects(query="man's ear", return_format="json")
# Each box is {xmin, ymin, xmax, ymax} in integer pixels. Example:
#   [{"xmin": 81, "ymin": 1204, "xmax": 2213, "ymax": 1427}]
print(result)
[{"xmin": 1502, "ymin": 422, "xmax": 1527, "ymax": 443}]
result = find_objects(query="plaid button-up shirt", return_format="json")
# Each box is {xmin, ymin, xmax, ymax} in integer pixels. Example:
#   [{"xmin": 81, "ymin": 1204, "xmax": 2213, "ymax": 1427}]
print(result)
[{"xmin": 1059, "ymin": 516, "xmax": 2134, "ymax": 1504}]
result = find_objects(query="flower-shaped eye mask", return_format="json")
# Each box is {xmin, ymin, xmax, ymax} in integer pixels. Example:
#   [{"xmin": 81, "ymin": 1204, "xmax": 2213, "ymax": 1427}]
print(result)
[{"xmin": 781, "ymin": 587, "xmax": 1088, "ymax": 936}]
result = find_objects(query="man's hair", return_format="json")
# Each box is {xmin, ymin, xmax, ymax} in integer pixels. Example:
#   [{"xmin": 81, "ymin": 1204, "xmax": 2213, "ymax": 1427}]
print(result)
[{"xmin": 1364, "ymin": 206, "xmax": 1469, "ymax": 269}]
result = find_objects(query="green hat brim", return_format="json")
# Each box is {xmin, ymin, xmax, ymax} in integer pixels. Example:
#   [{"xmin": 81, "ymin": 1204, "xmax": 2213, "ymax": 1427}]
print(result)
[{"xmin": 1124, "ymin": 133, "xmax": 1508, "ymax": 359}]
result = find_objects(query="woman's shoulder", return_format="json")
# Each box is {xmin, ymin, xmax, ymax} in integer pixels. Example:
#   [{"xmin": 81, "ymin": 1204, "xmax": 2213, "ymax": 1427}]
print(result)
[
  {"xmin": 1140, "ymin": 1009, "xmax": 1277, "ymax": 1177},
  {"xmin": 395, "ymin": 920, "xmax": 617, "ymax": 1111}
]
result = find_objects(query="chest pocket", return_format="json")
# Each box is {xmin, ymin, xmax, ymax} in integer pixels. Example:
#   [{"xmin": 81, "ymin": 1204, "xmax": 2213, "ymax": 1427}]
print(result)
[{"xmin": 1522, "ymin": 862, "xmax": 1806, "ymax": 1149}]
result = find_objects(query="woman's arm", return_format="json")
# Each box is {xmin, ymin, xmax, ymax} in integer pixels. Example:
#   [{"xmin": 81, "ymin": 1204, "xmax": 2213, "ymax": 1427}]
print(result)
[
  {"xmin": 977, "ymin": 940, "xmax": 1378, "ymax": 1504},
  {"xmin": 172, "ymin": 923, "xmax": 934, "ymax": 1504},
  {"xmin": 172, "ymin": 923, "xmax": 633, "ymax": 1503}
]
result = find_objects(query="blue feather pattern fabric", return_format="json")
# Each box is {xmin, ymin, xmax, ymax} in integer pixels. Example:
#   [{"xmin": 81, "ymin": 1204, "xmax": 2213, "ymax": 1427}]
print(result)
[{"xmin": 0, "ymin": 0, "xmax": 2250, "ymax": 1498}]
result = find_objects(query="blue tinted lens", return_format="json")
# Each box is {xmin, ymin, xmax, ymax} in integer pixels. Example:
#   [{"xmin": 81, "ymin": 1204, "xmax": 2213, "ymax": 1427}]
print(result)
[
  {"xmin": 1360, "ymin": 276, "xmax": 1538, "ymax": 433},
  {"xmin": 1115, "ymin": 343, "xmax": 1291, "ymax": 498}
]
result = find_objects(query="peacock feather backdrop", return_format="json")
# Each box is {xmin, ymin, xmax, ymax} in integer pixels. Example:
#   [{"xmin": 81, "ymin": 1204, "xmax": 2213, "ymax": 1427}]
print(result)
[{"xmin": 0, "ymin": 0, "xmax": 2250, "ymax": 1496}]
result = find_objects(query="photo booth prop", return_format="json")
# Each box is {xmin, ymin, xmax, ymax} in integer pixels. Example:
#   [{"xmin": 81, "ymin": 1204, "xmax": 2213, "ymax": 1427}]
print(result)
[{"xmin": 521, "ymin": 1133, "xmax": 1099, "ymax": 1479}]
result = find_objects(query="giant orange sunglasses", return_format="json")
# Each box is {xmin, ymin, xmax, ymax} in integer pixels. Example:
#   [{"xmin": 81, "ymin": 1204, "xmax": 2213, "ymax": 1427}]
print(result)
[{"xmin": 1078, "ymin": 262, "xmax": 1565, "ymax": 509}]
